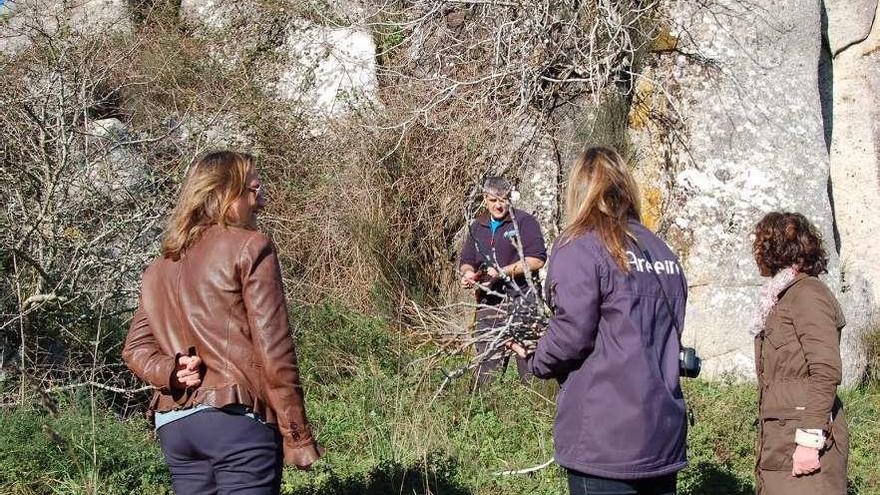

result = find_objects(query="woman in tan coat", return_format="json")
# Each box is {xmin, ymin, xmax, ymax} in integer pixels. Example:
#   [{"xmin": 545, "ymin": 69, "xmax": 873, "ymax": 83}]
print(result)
[{"xmin": 751, "ymin": 212, "xmax": 848, "ymax": 494}]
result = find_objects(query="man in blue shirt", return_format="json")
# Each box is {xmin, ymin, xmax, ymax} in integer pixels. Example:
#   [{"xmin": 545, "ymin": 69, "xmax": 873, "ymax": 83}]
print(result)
[{"xmin": 459, "ymin": 177, "xmax": 547, "ymax": 387}]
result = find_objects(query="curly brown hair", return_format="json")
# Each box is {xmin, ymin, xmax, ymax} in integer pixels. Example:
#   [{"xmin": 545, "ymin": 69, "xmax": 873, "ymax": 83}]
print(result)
[{"xmin": 752, "ymin": 212, "xmax": 829, "ymax": 277}]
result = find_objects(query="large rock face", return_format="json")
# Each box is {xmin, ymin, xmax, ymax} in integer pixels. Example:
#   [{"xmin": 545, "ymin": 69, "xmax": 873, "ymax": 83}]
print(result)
[
  {"xmin": 0, "ymin": 0, "xmax": 130, "ymax": 53},
  {"xmin": 824, "ymin": 0, "xmax": 878, "ymax": 55},
  {"xmin": 179, "ymin": 0, "xmax": 379, "ymax": 121},
  {"xmin": 827, "ymin": 1, "xmax": 880, "ymax": 308},
  {"xmin": 3, "ymin": 0, "xmax": 876, "ymax": 384},
  {"xmin": 277, "ymin": 23, "xmax": 379, "ymax": 117},
  {"xmin": 631, "ymin": 0, "xmax": 871, "ymax": 384},
  {"xmin": 825, "ymin": 1, "xmax": 880, "ymax": 382}
]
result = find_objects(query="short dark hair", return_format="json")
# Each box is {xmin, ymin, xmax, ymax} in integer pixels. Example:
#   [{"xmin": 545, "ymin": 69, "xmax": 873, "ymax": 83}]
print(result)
[
  {"xmin": 482, "ymin": 176, "xmax": 512, "ymax": 197},
  {"xmin": 752, "ymin": 212, "xmax": 828, "ymax": 277}
]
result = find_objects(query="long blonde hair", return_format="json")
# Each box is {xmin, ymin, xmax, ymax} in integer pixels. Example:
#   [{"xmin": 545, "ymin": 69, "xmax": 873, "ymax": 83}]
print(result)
[
  {"xmin": 560, "ymin": 146, "xmax": 642, "ymax": 271},
  {"xmin": 161, "ymin": 151, "xmax": 255, "ymax": 260}
]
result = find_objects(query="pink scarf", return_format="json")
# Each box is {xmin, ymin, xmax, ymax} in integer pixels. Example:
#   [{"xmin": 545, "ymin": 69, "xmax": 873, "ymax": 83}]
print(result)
[{"xmin": 750, "ymin": 266, "xmax": 799, "ymax": 336}]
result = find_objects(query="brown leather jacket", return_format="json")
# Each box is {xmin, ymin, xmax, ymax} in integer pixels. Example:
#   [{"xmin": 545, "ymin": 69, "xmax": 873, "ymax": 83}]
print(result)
[
  {"xmin": 123, "ymin": 225, "xmax": 318, "ymax": 465},
  {"xmin": 755, "ymin": 274, "xmax": 848, "ymax": 493}
]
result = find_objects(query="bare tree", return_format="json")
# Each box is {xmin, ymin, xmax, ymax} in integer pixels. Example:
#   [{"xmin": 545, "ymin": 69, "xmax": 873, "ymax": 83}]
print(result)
[{"xmin": 0, "ymin": 13, "xmax": 175, "ymax": 405}]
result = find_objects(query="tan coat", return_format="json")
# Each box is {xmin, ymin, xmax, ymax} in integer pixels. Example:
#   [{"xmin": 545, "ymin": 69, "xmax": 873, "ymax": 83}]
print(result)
[{"xmin": 755, "ymin": 274, "xmax": 848, "ymax": 494}]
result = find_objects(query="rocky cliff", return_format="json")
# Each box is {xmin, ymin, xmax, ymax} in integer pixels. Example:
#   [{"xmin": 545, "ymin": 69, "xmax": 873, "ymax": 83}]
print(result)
[
  {"xmin": 630, "ymin": 0, "xmax": 879, "ymax": 384},
  {"xmin": 2, "ymin": 0, "xmax": 876, "ymax": 384}
]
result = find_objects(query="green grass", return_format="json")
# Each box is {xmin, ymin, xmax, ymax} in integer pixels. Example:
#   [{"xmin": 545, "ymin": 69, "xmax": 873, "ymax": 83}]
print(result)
[
  {"xmin": 0, "ymin": 405, "xmax": 170, "ymax": 495},
  {"xmin": 2, "ymin": 303, "xmax": 879, "ymax": 494}
]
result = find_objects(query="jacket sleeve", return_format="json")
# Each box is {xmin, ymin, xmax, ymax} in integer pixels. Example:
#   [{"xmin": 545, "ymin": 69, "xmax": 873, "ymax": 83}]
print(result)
[
  {"xmin": 240, "ymin": 233, "xmax": 317, "ymax": 460},
  {"xmin": 527, "ymin": 244, "xmax": 602, "ymax": 378},
  {"xmin": 459, "ymin": 224, "xmax": 479, "ymax": 268},
  {"xmin": 791, "ymin": 280, "xmax": 842, "ymax": 431},
  {"xmin": 122, "ymin": 295, "xmax": 177, "ymax": 393},
  {"xmin": 518, "ymin": 214, "xmax": 547, "ymax": 261}
]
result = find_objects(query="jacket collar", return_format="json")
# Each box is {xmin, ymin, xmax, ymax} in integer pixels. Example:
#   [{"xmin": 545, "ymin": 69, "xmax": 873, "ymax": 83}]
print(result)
[
  {"xmin": 778, "ymin": 272, "xmax": 809, "ymax": 294},
  {"xmin": 775, "ymin": 272, "xmax": 846, "ymax": 328}
]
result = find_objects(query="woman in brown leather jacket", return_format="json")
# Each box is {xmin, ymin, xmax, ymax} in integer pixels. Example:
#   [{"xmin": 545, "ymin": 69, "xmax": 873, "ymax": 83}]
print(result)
[
  {"xmin": 123, "ymin": 151, "xmax": 321, "ymax": 494},
  {"xmin": 751, "ymin": 212, "xmax": 848, "ymax": 494}
]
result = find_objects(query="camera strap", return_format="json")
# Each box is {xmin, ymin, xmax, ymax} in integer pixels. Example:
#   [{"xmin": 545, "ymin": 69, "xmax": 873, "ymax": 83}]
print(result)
[
  {"xmin": 630, "ymin": 233, "xmax": 696, "ymax": 424},
  {"xmin": 628, "ymin": 234, "xmax": 685, "ymax": 348}
]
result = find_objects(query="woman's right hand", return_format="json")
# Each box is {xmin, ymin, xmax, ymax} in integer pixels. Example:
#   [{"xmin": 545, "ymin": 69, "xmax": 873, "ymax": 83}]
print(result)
[
  {"xmin": 792, "ymin": 445, "xmax": 821, "ymax": 476},
  {"xmin": 284, "ymin": 443, "xmax": 324, "ymax": 470}
]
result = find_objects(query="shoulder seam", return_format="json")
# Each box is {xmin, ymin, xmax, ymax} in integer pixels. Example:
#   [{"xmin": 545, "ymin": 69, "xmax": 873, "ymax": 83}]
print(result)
[
  {"xmin": 237, "ymin": 230, "xmax": 269, "ymax": 271},
  {"xmin": 790, "ymin": 277, "xmax": 829, "ymax": 293},
  {"xmin": 558, "ymin": 235, "xmax": 603, "ymax": 264}
]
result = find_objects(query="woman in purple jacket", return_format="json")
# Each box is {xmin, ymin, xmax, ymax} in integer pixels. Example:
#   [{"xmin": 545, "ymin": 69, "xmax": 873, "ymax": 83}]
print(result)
[{"xmin": 510, "ymin": 147, "xmax": 688, "ymax": 495}]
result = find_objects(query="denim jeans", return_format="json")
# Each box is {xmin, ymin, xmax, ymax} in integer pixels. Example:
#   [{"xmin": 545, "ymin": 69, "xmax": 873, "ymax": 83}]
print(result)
[{"xmin": 567, "ymin": 470, "xmax": 677, "ymax": 495}]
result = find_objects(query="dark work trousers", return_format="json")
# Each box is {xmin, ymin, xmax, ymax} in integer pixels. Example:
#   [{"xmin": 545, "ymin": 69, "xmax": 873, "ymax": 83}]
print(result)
[
  {"xmin": 157, "ymin": 408, "xmax": 282, "ymax": 495},
  {"xmin": 473, "ymin": 290, "xmax": 537, "ymax": 388},
  {"xmin": 567, "ymin": 470, "xmax": 677, "ymax": 495}
]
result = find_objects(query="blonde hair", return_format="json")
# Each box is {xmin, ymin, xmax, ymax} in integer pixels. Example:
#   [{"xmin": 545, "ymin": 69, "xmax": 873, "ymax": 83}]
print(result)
[
  {"xmin": 161, "ymin": 151, "xmax": 255, "ymax": 260},
  {"xmin": 560, "ymin": 146, "xmax": 642, "ymax": 272}
]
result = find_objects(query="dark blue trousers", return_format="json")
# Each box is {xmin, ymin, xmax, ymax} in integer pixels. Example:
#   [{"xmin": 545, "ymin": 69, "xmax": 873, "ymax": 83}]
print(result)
[
  {"xmin": 157, "ymin": 408, "xmax": 282, "ymax": 495},
  {"xmin": 567, "ymin": 470, "xmax": 677, "ymax": 495}
]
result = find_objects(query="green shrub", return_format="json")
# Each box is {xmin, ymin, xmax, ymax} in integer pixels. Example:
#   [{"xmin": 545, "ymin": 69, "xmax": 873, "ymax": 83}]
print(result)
[
  {"xmin": 293, "ymin": 301, "xmax": 402, "ymax": 378},
  {"xmin": 841, "ymin": 386, "xmax": 880, "ymax": 494},
  {"xmin": 679, "ymin": 380, "xmax": 757, "ymax": 494},
  {"xmin": 0, "ymin": 406, "xmax": 168, "ymax": 495}
]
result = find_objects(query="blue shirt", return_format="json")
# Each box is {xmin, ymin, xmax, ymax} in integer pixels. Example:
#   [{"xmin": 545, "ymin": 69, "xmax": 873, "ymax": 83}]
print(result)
[
  {"xmin": 154, "ymin": 404, "xmax": 264, "ymax": 430},
  {"xmin": 489, "ymin": 218, "xmax": 504, "ymax": 234}
]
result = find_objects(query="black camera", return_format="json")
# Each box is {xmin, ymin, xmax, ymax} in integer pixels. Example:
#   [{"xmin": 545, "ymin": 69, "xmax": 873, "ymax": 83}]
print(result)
[{"xmin": 679, "ymin": 347, "xmax": 701, "ymax": 378}]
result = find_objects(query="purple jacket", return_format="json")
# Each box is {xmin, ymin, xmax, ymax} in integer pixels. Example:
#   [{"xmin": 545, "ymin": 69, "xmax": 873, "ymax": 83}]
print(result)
[
  {"xmin": 527, "ymin": 219, "xmax": 688, "ymax": 479},
  {"xmin": 459, "ymin": 209, "xmax": 547, "ymax": 304}
]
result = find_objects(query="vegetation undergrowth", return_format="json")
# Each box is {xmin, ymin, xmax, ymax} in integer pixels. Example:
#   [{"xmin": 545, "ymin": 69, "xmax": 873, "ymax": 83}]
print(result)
[{"xmin": 2, "ymin": 303, "xmax": 878, "ymax": 495}]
